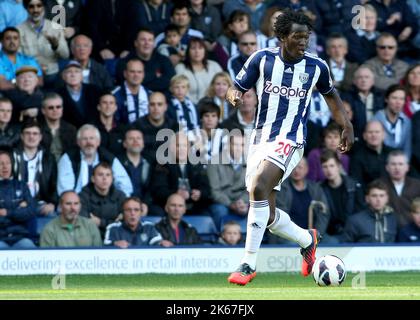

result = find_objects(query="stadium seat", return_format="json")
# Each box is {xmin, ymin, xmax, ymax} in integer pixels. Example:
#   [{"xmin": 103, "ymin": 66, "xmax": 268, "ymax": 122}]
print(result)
[
  {"xmin": 36, "ymin": 216, "xmax": 56, "ymax": 236},
  {"xmin": 141, "ymin": 216, "xmax": 162, "ymax": 225},
  {"xmin": 183, "ymin": 216, "xmax": 219, "ymax": 244}
]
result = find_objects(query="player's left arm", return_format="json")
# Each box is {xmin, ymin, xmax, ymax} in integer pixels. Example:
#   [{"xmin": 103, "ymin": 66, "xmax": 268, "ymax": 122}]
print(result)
[{"xmin": 323, "ymin": 90, "xmax": 354, "ymax": 153}]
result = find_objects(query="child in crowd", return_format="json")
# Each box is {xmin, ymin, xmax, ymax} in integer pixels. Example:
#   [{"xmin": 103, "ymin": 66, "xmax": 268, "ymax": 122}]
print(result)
[
  {"xmin": 167, "ymin": 75, "xmax": 199, "ymax": 132},
  {"xmin": 218, "ymin": 221, "xmax": 242, "ymax": 246},
  {"xmin": 157, "ymin": 24, "xmax": 185, "ymax": 67}
]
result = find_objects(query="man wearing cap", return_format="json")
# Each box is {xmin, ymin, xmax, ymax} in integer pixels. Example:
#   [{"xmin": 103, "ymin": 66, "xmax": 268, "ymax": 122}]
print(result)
[
  {"xmin": 3, "ymin": 65, "xmax": 43, "ymax": 123},
  {"xmin": 0, "ymin": 26, "xmax": 42, "ymax": 90},
  {"xmin": 17, "ymin": 0, "xmax": 69, "ymax": 88},
  {"xmin": 57, "ymin": 60, "xmax": 101, "ymax": 128}
]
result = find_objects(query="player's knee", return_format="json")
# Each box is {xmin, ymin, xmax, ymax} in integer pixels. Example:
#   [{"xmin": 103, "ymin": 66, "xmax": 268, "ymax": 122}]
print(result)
[{"xmin": 250, "ymin": 183, "xmax": 270, "ymax": 200}]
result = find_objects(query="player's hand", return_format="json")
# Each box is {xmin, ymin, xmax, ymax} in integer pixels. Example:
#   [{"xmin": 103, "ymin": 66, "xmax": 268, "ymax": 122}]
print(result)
[
  {"xmin": 338, "ymin": 122, "xmax": 354, "ymax": 153},
  {"xmin": 226, "ymin": 87, "xmax": 243, "ymax": 107}
]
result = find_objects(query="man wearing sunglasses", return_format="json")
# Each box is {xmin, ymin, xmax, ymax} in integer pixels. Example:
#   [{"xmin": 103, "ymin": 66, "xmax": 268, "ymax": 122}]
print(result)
[
  {"xmin": 227, "ymin": 30, "xmax": 258, "ymax": 81},
  {"xmin": 40, "ymin": 92, "xmax": 77, "ymax": 162},
  {"xmin": 365, "ymin": 33, "xmax": 409, "ymax": 92}
]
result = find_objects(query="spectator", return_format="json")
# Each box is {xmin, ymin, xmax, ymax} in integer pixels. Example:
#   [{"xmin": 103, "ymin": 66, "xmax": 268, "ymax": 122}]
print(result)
[
  {"xmin": 401, "ymin": 63, "xmax": 420, "ymax": 118},
  {"xmin": 3, "ymin": 65, "xmax": 43, "ymax": 123},
  {"xmin": 269, "ymin": 157, "xmax": 330, "ymax": 244},
  {"xmin": 199, "ymin": 72, "xmax": 234, "ymax": 122},
  {"xmin": 112, "ymin": 58, "xmax": 150, "ymax": 124},
  {"xmin": 227, "ymin": 30, "xmax": 258, "ymax": 81},
  {"xmin": 365, "ymin": 33, "xmax": 409, "ymax": 92},
  {"xmin": 373, "ymin": 84, "xmax": 411, "ymax": 159},
  {"xmin": 341, "ymin": 65, "xmax": 384, "ymax": 141},
  {"xmin": 207, "ymin": 130, "xmax": 248, "ymax": 229},
  {"xmin": 314, "ymin": 0, "xmax": 359, "ymax": 46},
  {"xmin": 346, "ymin": 4, "xmax": 380, "ymax": 64},
  {"xmin": 155, "ymin": 3, "xmax": 204, "ymax": 51},
  {"xmin": 157, "ymin": 24, "xmax": 186, "ymax": 67},
  {"xmin": 127, "ymin": 0, "xmax": 172, "ymax": 42},
  {"xmin": 92, "ymin": 94, "xmax": 126, "ymax": 156},
  {"xmin": 175, "ymin": 37, "xmax": 223, "ymax": 104},
  {"xmin": 380, "ymin": 150, "xmax": 420, "ymax": 227},
  {"xmin": 397, "ymin": 197, "xmax": 420, "ymax": 242},
  {"xmin": 0, "ymin": 97, "xmax": 20, "ymax": 149},
  {"xmin": 222, "ymin": 0, "xmax": 267, "ymax": 32},
  {"xmin": 40, "ymin": 190, "xmax": 102, "ymax": 247},
  {"xmin": 350, "ymin": 120, "xmax": 395, "ymax": 189},
  {"xmin": 131, "ymin": 91, "xmax": 179, "ymax": 164},
  {"xmin": 320, "ymin": 149, "xmax": 365, "ymax": 243},
  {"xmin": 104, "ymin": 197, "xmax": 165, "ymax": 248},
  {"xmin": 0, "ymin": 26, "xmax": 42, "ymax": 90},
  {"xmin": 325, "ymin": 33, "xmax": 358, "ymax": 93},
  {"xmin": 83, "ymin": 0, "xmax": 129, "ymax": 60},
  {"xmin": 412, "ymin": 110, "xmax": 420, "ymax": 177},
  {"xmin": 221, "ymin": 88, "xmax": 256, "ymax": 146},
  {"xmin": 68, "ymin": 34, "xmax": 114, "ymax": 92},
  {"xmin": 44, "ymin": 0, "xmax": 82, "ymax": 40},
  {"xmin": 0, "ymin": 150, "xmax": 36, "ymax": 248},
  {"xmin": 151, "ymin": 131, "xmax": 211, "ymax": 215},
  {"xmin": 18, "ymin": 0, "xmax": 69, "ymax": 88},
  {"xmin": 367, "ymin": 0, "xmax": 419, "ymax": 59},
  {"xmin": 118, "ymin": 128, "xmax": 154, "ymax": 212},
  {"xmin": 12, "ymin": 120, "xmax": 57, "ymax": 216},
  {"xmin": 57, "ymin": 60, "xmax": 101, "ymax": 128},
  {"xmin": 407, "ymin": 0, "xmax": 420, "ymax": 52},
  {"xmin": 308, "ymin": 88, "xmax": 331, "ymax": 128},
  {"xmin": 216, "ymin": 10, "xmax": 250, "ymax": 68},
  {"xmin": 57, "ymin": 124, "xmax": 133, "ymax": 196},
  {"xmin": 155, "ymin": 193, "xmax": 202, "ymax": 246},
  {"xmin": 307, "ymin": 122, "xmax": 350, "ymax": 182},
  {"xmin": 218, "ymin": 220, "xmax": 242, "ymax": 245},
  {"xmin": 0, "ymin": 0, "xmax": 28, "ymax": 32},
  {"xmin": 341, "ymin": 179, "xmax": 397, "ymax": 243},
  {"xmin": 259, "ymin": 6, "xmax": 283, "ymax": 48},
  {"xmin": 116, "ymin": 28, "xmax": 175, "ymax": 94},
  {"xmin": 167, "ymin": 74, "xmax": 199, "ymax": 132},
  {"xmin": 189, "ymin": 0, "xmax": 222, "ymax": 46},
  {"xmin": 79, "ymin": 162, "xmax": 127, "ymax": 238},
  {"xmin": 190, "ymin": 100, "xmax": 227, "ymax": 163},
  {"xmin": 40, "ymin": 92, "xmax": 77, "ymax": 162}
]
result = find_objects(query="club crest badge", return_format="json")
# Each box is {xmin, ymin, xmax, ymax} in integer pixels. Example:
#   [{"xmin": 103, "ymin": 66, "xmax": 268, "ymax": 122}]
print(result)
[{"xmin": 299, "ymin": 73, "xmax": 309, "ymax": 84}]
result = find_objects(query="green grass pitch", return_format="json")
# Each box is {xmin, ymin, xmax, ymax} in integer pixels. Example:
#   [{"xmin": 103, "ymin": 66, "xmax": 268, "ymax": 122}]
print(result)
[{"xmin": 0, "ymin": 272, "xmax": 419, "ymax": 300}]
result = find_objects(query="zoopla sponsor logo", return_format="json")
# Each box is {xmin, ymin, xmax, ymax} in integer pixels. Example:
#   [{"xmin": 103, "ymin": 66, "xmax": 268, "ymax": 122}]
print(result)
[{"xmin": 264, "ymin": 81, "xmax": 307, "ymax": 98}]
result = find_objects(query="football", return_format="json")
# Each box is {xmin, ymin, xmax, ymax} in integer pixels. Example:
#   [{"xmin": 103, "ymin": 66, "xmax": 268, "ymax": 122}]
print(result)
[{"xmin": 312, "ymin": 255, "xmax": 346, "ymax": 286}]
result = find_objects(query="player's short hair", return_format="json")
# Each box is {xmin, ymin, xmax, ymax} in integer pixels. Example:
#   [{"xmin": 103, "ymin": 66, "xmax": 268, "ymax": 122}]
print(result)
[
  {"xmin": 274, "ymin": 9, "xmax": 313, "ymax": 40},
  {"xmin": 320, "ymin": 149, "xmax": 340, "ymax": 165},
  {"xmin": 366, "ymin": 179, "xmax": 389, "ymax": 195},
  {"xmin": 411, "ymin": 198, "xmax": 420, "ymax": 213},
  {"xmin": 170, "ymin": 74, "xmax": 190, "ymax": 88},
  {"xmin": 198, "ymin": 100, "xmax": 220, "ymax": 119}
]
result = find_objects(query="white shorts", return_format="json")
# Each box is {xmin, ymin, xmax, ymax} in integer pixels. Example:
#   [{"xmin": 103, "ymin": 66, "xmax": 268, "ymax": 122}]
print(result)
[{"xmin": 245, "ymin": 136, "xmax": 304, "ymax": 192}]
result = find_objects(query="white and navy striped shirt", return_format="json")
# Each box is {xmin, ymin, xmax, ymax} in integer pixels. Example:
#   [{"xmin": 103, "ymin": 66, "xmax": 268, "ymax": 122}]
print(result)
[{"xmin": 234, "ymin": 48, "xmax": 334, "ymax": 146}]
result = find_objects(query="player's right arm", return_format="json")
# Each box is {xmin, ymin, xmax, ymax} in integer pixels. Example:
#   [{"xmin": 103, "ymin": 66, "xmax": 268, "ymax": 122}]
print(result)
[{"xmin": 227, "ymin": 50, "xmax": 263, "ymax": 108}]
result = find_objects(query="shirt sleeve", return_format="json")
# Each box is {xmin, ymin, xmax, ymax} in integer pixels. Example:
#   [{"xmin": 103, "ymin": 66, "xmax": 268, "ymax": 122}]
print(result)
[
  {"xmin": 234, "ymin": 51, "xmax": 262, "ymax": 92},
  {"xmin": 316, "ymin": 60, "xmax": 335, "ymax": 95}
]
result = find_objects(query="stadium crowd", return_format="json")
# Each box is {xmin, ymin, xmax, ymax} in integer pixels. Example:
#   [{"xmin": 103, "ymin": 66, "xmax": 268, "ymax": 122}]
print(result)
[{"xmin": 0, "ymin": 0, "xmax": 419, "ymax": 248}]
